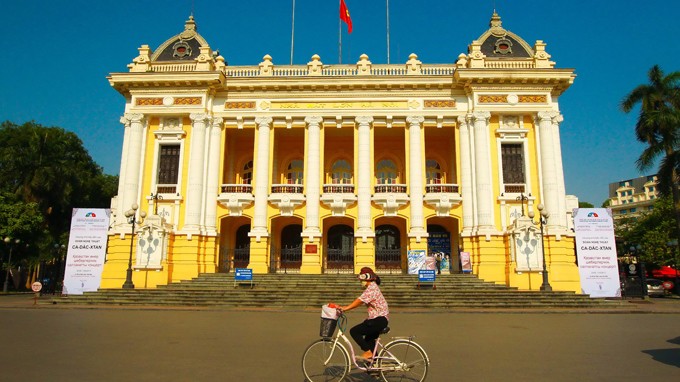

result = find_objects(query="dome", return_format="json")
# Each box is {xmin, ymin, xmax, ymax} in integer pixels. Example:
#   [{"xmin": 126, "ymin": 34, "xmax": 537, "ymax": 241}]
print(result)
[
  {"xmin": 151, "ymin": 16, "xmax": 210, "ymax": 61},
  {"xmin": 473, "ymin": 12, "xmax": 534, "ymax": 59}
]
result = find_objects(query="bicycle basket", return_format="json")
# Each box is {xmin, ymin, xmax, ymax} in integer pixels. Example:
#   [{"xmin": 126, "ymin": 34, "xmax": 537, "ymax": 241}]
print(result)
[{"xmin": 320, "ymin": 317, "xmax": 338, "ymax": 338}]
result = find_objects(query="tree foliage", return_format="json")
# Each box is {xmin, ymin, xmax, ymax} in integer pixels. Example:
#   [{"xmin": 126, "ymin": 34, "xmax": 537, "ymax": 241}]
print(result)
[{"xmin": 0, "ymin": 121, "xmax": 117, "ymax": 268}]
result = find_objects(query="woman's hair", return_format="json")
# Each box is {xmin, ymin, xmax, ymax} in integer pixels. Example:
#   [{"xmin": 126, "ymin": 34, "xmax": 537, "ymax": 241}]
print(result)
[{"xmin": 358, "ymin": 267, "xmax": 381, "ymax": 285}]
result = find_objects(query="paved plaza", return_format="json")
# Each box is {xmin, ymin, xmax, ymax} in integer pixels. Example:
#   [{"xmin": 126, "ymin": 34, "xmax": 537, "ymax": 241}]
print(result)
[{"xmin": 0, "ymin": 295, "xmax": 679, "ymax": 381}]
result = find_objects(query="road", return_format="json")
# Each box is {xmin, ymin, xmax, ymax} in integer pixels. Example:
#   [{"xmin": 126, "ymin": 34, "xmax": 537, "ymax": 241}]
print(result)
[{"xmin": 0, "ymin": 307, "xmax": 679, "ymax": 381}]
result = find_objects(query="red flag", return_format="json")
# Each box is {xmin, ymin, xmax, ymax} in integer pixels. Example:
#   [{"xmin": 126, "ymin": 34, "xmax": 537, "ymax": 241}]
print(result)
[{"xmin": 340, "ymin": 0, "xmax": 353, "ymax": 34}]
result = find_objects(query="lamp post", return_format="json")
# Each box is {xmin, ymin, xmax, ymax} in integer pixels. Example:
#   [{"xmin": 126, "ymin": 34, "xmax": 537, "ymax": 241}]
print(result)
[
  {"xmin": 3, "ymin": 237, "xmax": 20, "ymax": 293},
  {"xmin": 123, "ymin": 203, "xmax": 146, "ymax": 289},
  {"xmin": 516, "ymin": 192, "xmax": 531, "ymax": 217},
  {"xmin": 530, "ymin": 204, "xmax": 552, "ymax": 291}
]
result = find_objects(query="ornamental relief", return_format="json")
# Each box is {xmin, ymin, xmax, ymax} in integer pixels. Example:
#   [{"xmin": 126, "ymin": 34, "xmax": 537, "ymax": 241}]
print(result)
[
  {"xmin": 136, "ymin": 97, "xmax": 202, "ymax": 106},
  {"xmin": 225, "ymin": 101, "xmax": 256, "ymax": 109},
  {"xmin": 478, "ymin": 94, "xmax": 547, "ymax": 103},
  {"xmin": 518, "ymin": 95, "xmax": 547, "ymax": 103},
  {"xmin": 478, "ymin": 95, "xmax": 507, "ymax": 103},
  {"xmin": 424, "ymin": 100, "xmax": 456, "ymax": 108}
]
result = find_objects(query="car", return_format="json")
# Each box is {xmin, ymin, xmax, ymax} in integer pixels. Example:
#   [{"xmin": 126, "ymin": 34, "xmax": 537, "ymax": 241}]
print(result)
[{"xmin": 646, "ymin": 278, "xmax": 667, "ymax": 297}]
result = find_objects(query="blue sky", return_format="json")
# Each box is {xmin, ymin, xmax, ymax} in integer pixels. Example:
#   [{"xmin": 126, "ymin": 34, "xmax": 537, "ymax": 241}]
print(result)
[{"xmin": 2, "ymin": 0, "xmax": 678, "ymax": 206}]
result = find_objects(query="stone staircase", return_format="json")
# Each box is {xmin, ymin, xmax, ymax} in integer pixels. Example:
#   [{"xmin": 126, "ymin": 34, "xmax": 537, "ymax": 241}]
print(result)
[{"xmin": 52, "ymin": 273, "xmax": 626, "ymax": 310}]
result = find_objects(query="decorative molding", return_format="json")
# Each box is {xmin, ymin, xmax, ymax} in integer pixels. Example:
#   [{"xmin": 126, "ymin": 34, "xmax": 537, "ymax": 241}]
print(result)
[
  {"xmin": 136, "ymin": 97, "xmax": 202, "ymax": 106},
  {"xmin": 478, "ymin": 95, "xmax": 508, "ymax": 103},
  {"xmin": 424, "ymin": 100, "xmax": 456, "ymax": 108},
  {"xmin": 270, "ymin": 101, "xmax": 407, "ymax": 110},
  {"xmin": 136, "ymin": 98, "xmax": 163, "ymax": 106},
  {"xmin": 478, "ymin": 94, "xmax": 547, "ymax": 104},
  {"xmin": 518, "ymin": 95, "xmax": 547, "ymax": 103},
  {"xmin": 174, "ymin": 97, "xmax": 202, "ymax": 105},
  {"xmin": 225, "ymin": 101, "xmax": 256, "ymax": 109}
]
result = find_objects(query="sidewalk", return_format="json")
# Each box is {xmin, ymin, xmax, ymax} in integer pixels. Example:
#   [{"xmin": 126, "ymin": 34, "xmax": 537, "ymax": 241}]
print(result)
[{"xmin": 2, "ymin": 292, "xmax": 680, "ymax": 313}]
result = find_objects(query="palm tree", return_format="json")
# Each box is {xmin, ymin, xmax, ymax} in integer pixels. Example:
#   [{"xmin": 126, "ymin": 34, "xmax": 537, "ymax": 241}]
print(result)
[{"xmin": 621, "ymin": 65, "xmax": 680, "ymax": 240}]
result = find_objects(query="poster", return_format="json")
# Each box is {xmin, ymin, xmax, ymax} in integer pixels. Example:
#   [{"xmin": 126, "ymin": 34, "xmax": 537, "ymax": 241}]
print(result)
[
  {"xmin": 407, "ymin": 250, "xmax": 427, "ymax": 274},
  {"xmin": 460, "ymin": 251, "xmax": 472, "ymax": 273},
  {"xmin": 62, "ymin": 208, "xmax": 111, "ymax": 295},
  {"xmin": 574, "ymin": 208, "xmax": 621, "ymax": 298}
]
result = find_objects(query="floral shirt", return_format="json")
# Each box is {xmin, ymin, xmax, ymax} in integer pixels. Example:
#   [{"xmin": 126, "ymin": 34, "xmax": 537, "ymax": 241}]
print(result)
[{"xmin": 359, "ymin": 282, "xmax": 389, "ymax": 320}]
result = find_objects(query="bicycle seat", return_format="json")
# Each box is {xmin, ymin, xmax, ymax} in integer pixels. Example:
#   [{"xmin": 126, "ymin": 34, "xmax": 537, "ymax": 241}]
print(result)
[{"xmin": 381, "ymin": 326, "xmax": 391, "ymax": 335}]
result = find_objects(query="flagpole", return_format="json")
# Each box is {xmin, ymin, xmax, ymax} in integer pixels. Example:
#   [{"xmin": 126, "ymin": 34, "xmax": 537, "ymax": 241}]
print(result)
[
  {"xmin": 339, "ymin": 0, "xmax": 342, "ymax": 64},
  {"xmin": 290, "ymin": 0, "xmax": 296, "ymax": 65},
  {"xmin": 386, "ymin": 0, "xmax": 390, "ymax": 64}
]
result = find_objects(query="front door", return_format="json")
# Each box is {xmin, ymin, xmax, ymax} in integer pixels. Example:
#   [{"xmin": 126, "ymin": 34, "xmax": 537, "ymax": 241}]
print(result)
[{"xmin": 326, "ymin": 224, "xmax": 354, "ymax": 273}]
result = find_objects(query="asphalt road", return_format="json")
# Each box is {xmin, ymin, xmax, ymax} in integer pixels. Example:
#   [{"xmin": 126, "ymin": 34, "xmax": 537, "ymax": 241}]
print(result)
[{"xmin": 0, "ymin": 306, "xmax": 679, "ymax": 381}]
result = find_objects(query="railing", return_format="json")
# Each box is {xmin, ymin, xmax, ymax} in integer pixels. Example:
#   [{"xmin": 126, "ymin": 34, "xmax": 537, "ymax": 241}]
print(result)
[
  {"xmin": 156, "ymin": 184, "xmax": 178, "ymax": 194},
  {"xmin": 150, "ymin": 62, "xmax": 198, "ymax": 72},
  {"xmin": 484, "ymin": 60, "xmax": 535, "ymax": 69},
  {"xmin": 504, "ymin": 184, "xmax": 526, "ymax": 194},
  {"xmin": 223, "ymin": 64, "xmax": 456, "ymax": 78},
  {"xmin": 323, "ymin": 184, "xmax": 355, "ymax": 194},
  {"xmin": 325, "ymin": 247, "xmax": 354, "ymax": 274},
  {"xmin": 374, "ymin": 184, "xmax": 407, "ymax": 193},
  {"xmin": 375, "ymin": 248, "xmax": 404, "ymax": 274},
  {"xmin": 220, "ymin": 247, "xmax": 250, "ymax": 273},
  {"xmin": 425, "ymin": 183, "xmax": 459, "ymax": 193},
  {"xmin": 221, "ymin": 184, "xmax": 253, "ymax": 193},
  {"xmin": 270, "ymin": 246, "xmax": 302, "ymax": 274},
  {"xmin": 271, "ymin": 184, "xmax": 304, "ymax": 194}
]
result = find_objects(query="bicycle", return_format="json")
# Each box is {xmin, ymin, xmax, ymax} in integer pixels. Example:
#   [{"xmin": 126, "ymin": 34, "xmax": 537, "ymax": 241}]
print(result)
[{"xmin": 302, "ymin": 309, "xmax": 430, "ymax": 381}]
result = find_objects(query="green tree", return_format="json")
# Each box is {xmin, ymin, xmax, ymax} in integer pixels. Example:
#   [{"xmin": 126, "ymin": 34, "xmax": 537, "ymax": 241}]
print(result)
[
  {"xmin": 578, "ymin": 201, "xmax": 594, "ymax": 208},
  {"xmin": 616, "ymin": 197, "xmax": 676, "ymax": 267},
  {"xmin": 621, "ymin": 65, "xmax": 680, "ymax": 242}
]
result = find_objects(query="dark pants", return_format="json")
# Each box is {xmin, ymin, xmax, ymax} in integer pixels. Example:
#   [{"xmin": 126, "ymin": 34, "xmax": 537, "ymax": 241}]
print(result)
[{"xmin": 350, "ymin": 316, "xmax": 389, "ymax": 352}]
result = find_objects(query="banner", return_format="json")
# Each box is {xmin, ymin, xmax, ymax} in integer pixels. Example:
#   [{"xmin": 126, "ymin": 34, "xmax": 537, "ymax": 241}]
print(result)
[
  {"xmin": 63, "ymin": 208, "xmax": 111, "ymax": 295},
  {"xmin": 460, "ymin": 251, "xmax": 472, "ymax": 273},
  {"xmin": 407, "ymin": 250, "xmax": 426, "ymax": 274},
  {"xmin": 574, "ymin": 208, "xmax": 621, "ymax": 298}
]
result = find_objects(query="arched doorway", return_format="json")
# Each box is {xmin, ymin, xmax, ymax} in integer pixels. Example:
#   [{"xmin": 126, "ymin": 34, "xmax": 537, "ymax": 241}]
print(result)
[
  {"xmin": 277, "ymin": 224, "xmax": 302, "ymax": 272},
  {"xmin": 427, "ymin": 224, "xmax": 451, "ymax": 274},
  {"xmin": 233, "ymin": 224, "xmax": 251, "ymax": 269},
  {"xmin": 375, "ymin": 224, "xmax": 402, "ymax": 272},
  {"xmin": 326, "ymin": 224, "xmax": 354, "ymax": 273}
]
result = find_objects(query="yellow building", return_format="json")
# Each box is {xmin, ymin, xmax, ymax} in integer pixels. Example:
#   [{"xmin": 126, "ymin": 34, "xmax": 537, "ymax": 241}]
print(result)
[{"xmin": 103, "ymin": 12, "xmax": 580, "ymax": 292}]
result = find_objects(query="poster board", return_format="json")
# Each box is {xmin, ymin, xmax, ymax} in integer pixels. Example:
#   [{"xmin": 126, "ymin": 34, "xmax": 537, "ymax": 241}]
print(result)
[
  {"xmin": 407, "ymin": 250, "xmax": 427, "ymax": 274},
  {"xmin": 574, "ymin": 208, "xmax": 621, "ymax": 298}
]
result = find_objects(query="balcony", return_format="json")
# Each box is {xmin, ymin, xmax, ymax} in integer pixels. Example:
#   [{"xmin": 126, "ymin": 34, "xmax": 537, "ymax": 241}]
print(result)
[
  {"xmin": 503, "ymin": 184, "xmax": 526, "ymax": 194},
  {"xmin": 156, "ymin": 184, "xmax": 178, "ymax": 194},
  {"xmin": 372, "ymin": 183, "xmax": 409, "ymax": 216},
  {"xmin": 424, "ymin": 183, "xmax": 462, "ymax": 217},
  {"xmin": 269, "ymin": 184, "xmax": 305, "ymax": 216},
  {"xmin": 217, "ymin": 184, "xmax": 254, "ymax": 216},
  {"xmin": 321, "ymin": 184, "xmax": 356, "ymax": 217}
]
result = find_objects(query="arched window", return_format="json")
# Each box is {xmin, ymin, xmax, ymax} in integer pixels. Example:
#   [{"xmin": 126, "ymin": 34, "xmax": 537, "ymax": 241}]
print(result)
[
  {"xmin": 331, "ymin": 160, "xmax": 352, "ymax": 184},
  {"xmin": 242, "ymin": 160, "xmax": 253, "ymax": 184},
  {"xmin": 376, "ymin": 224, "xmax": 400, "ymax": 250},
  {"xmin": 376, "ymin": 159, "xmax": 398, "ymax": 184},
  {"xmin": 426, "ymin": 159, "xmax": 443, "ymax": 184},
  {"xmin": 286, "ymin": 160, "xmax": 304, "ymax": 184}
]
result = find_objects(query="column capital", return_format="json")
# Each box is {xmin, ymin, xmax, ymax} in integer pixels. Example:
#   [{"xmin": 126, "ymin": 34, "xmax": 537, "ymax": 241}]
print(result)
[
  {"xmin": 255, "ymin": 116, "xmax": 273, "ymax": 127},
  {"xmin": 552, "ymin": 113, "xmax": 564, "ymax": 124},
  {"xmin": 406, "ymin": 116, "xmax": 425, "ymax": 126},
  {"xmin": 189, "ymin": 113, "xmax": 209, "ymax": 123},
  {"xmin": 456, "ymin": 115, "xmax": 471, "ymax": 126},
  {"xmin": 355, "ymin": 116, "xmax": 374, "ymax": 126},
  {"xmin": 304, "ymin": 116, "xmax": 323, "ymax": 126},
  {"xmin": 537, "ymin": 111, "xmax": 557, "ymax": 123},
  {"xmin": 121, "ymin": 113, "xmax": 145, "ymax": 125},
  {"xmin": 211, "ymin": 117, "xmax": 224, "ymax": 128},
  {"xmin": 472, "ymin": 111, "xmax": 491, "ymax": 123}
]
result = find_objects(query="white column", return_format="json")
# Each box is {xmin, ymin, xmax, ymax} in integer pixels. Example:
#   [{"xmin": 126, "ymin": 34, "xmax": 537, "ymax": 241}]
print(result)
[
  {"xmin": 537, "ymin": 111, "xmax": 560, "ymax": 229},
  {"xmin": 472, "ymin": 111, "xmax": 494, "ymax": 230},
  {"xmin": 551, "ymin": 113, "xmax": 568, "ymax": 230},
  {"xmin": 184, "ymin": 113, "xmax": 209, "ymax": 232},
  {"xmin": 117, "ymin": 113, "xmax": 145, "ymax": 229},
  {"xmin": 204, "ymin": 117, "xmax": 223, "ymax": 234},
  {"xmin": 302, "ymin": 116, "xmax": 323, "ymax": 240},
  {"xmin": 457, "ymin": 115, "xmax": 475, "ymax": 233},
  {"xmin": 250, "ymin": 116, "xmax": 273, "ymax": 240},
  {"xmin": 407, "ymin": 116, "xmax": 427, "ymax": 240},
  {"xmin": 355, "ymin": 116, "xmax": 374, "ymax": 239}
]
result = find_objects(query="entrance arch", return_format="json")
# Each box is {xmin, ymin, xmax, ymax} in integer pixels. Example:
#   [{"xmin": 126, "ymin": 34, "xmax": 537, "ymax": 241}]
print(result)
[
  {"xmin": 375, "ymin": 224, "xmax": 403, "ymax": 272},
  {"xmin": 326, "ymin": 224, "xmax": 354, "ymax": 272},
  {"xmin": 233, "ymin": 224, "xmax": 251, "ymax": 269},
  {"xmin": 278, "ymin": 224, "xmax": 302, "ymax": 271}
]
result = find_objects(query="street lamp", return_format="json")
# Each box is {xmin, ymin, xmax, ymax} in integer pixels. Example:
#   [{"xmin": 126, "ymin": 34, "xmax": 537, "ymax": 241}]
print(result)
[
  {"xmin": 516, "ymin": 192, "xmax": 531, "ymax": 216},
  {"xmin": 122, "ymin": 203, "xmax": 146, "ymax": 289},
  {"xmin": 3, "ymin": 237, "xmax": 20, "ymax": 293},
  {"xmin": 529, "ymin": 204, "xmax": 552, "ymax": 291}
]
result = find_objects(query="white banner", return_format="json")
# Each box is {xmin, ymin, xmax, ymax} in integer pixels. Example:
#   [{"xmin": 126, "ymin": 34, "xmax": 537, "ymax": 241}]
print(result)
[
  {"xmin": 63, "ymin": 208, "xmax": 111, "ymax": 295},
  {"xmin": 407, "ymin": 250, "xmax": 427, "ymax": 274},
  {"xmin": 574, "ymin": 208, "xmax": 621, "ymax": 298}
]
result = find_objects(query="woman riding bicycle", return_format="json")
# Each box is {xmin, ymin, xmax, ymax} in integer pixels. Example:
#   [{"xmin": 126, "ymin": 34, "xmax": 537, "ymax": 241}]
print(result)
[{"xmin": 337, "ymin": 267, "xmax": 389, "ymax": 362}]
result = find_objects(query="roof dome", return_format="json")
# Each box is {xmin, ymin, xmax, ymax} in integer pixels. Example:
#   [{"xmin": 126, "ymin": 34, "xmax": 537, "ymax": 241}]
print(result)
[
  {"xmin": 473, "ymin": 12, "xmax": 534, "ymax": 58},
  {"xmin": 151, "ymin": 16, "xmax": 210, "ymax": 61}
]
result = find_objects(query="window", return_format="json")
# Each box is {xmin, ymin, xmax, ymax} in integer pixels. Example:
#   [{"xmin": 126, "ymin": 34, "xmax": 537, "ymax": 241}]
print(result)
[
  {"xmin": 648, "ymin": 186, "xmax": 655, "ymax": 192},
  {"xmin": 242, "ymin": 160, "xmax": 253, "ymax": 184},
  {"xmin": 501, "ymin": 143, "xmax": 525, "ymax": 184},
  {"xmin": 376, "ymin": 160, "xmax": 398, "ymax": 184},
  {"xmin": 158, "ymin": 144, "xmax": 181, "ymax": 186},
  {"xmin": 426, "ymin": 159, "xmax": 443, "ymax": 184},
  {"xmin": 630, "ymin": 208, "xmax": 637, "ymax": 213},
  {"xmin": 286, "ymin": 160, "xmax": 304, "ymax": 184},
  {"xmin": 331, "ymin": 160, "xmax": 352, "ymax": 184}
]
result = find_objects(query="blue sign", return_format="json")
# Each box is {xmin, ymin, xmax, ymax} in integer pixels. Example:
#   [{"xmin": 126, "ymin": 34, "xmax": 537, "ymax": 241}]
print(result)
[
  {"xmin": 235, "ymin": 268, "xmax": 253, "ymax": 281},
  {"xmin": 418, "ymin": 269, "xmax": 436, "ymax": 282}
]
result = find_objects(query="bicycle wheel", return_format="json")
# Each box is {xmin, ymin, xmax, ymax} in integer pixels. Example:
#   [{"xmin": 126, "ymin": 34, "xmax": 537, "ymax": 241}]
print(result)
[
  {"xmin": 302, "ymin": 339, "xmax": 350, "ymax": 382},
  {"xmin": 378, "ymin": 339, "xmax": 429, "ymax": 382}
]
